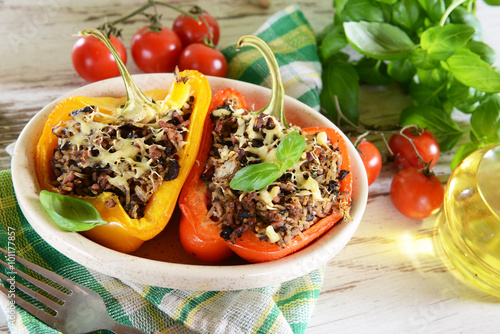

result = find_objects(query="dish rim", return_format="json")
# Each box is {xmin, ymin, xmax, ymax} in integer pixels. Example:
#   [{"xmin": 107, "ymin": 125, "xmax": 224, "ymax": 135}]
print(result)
[{"xmin": 11, "ymin": 73, "xmax": 368, "ymax": 290}]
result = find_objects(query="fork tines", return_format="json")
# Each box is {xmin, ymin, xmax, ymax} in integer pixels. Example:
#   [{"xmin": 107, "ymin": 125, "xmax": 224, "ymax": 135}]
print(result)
[{"xmin": 0, "ymin": 246, "xmax": 71, "ymax": 324}]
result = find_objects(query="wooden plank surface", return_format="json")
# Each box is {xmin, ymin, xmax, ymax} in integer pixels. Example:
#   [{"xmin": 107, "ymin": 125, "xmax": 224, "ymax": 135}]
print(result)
[{"xmin": 1, "ymin": 0, "xmax": 500, "ymax": 333}]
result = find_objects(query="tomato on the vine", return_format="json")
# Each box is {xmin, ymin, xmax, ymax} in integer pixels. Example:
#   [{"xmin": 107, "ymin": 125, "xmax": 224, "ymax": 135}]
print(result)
[
  {"xmin": 178, "ymin": 43, "xmax": 227, "ymax": 77},
  {"xmin": 355, "ymin": 139, "xmax": 382, "ymax": 186},
  {"xmin": 72, "ymin": 35, "xmax": 127, "ymax": 82},
  {"xmin": 130, "ymin": 26, "xmax": 182, "ymax": 73},
  {"xmin": 390, "ymin": 167, "xmax": 444, "ymax": 219},
  {"xmin": 389, "ymin": 128, "xmax": 440, "ymax": 169},
  {"xmin": 172, "ymin": 8, "xmax": 220, "ymax": 47}
]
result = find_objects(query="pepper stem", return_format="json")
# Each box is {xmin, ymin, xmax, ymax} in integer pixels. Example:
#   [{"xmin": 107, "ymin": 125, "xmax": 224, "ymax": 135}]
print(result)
[
  {"xmin": 236, "ymin": 35, "xmax": 288, "ymax": 128},
  {"xmin": 79, "ymin": 29, "xmax": 159, "ymax": 123}
]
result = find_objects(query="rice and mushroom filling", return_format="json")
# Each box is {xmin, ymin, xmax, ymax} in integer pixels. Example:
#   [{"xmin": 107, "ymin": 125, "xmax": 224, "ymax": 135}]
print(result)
[
  {"xmin": 50, "ymin": 96, "xmax": 195, "ymax": 219},
  {"xmin": 203, "ymin": 102, "xmax": 351, "ymax": 246}
]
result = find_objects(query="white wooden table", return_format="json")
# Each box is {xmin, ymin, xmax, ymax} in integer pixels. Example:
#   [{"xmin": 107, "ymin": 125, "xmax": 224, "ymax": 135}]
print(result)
[{"xmin": 1, "ymin": 0, "xmax": 500, "ymax": 333}]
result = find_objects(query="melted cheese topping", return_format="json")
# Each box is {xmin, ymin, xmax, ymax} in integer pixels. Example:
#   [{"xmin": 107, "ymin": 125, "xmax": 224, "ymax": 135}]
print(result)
[
  {"xmin": 208, "ymin": 105, "xmax": 348, "ymax": 245},
  {"xmin": 213, "ymin": 107, "xmax": 332, "ymax": 206},
  {"xmin": 56, "ymin": 97, "xmax": 190, "ymax": 203},
  {"xmin": 265, "ymin": 225, "xmax": 280, "ymax": 243}
]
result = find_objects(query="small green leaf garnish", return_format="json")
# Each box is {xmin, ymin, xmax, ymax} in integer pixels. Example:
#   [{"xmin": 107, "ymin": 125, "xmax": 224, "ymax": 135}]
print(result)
[
  {"xmin": 276, "ymin": 130, "xmax": 306, "ymax": 171},
  {"xmin": 39, "ymin": 190, "xmax": 108, "ymax": 232},
  {"xmin": 229, "ymin": 163, "xmax": 281, "ymax": 193},
  {"xmin": 230, "ymin": 131, "xmax": 306, "ymax": 192}
]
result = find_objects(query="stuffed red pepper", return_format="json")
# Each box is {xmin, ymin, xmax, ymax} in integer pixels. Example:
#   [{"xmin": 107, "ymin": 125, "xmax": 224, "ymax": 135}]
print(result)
[{"xmin": 178, "ymin": 36, "xmax": 352, "ymax": 263}]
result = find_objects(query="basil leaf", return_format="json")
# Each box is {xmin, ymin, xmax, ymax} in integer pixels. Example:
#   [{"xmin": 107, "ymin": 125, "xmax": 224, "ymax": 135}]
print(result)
[
  {"xmin": 321, "ymin": 33, "xmax": 348, "ymax": 59},
  {"xmin": 320, "ymin": 60, "xmax": 360, "ymax": 124},
  {"xmin": 344, "ymin": 21, "xmax": 417, "ymax": 60},
  {"xmin": 355, "ymin": 58, "xmax": 392, "ymax": 85},
  {"xmin": 344, "ymin": 0, "xmax": 385, "ymax": 22},
  {"xmin": 449, "ymin": 6, "xmax": 482, "ymax": 41},
  {"xmin": 387, "ymin": 58, "xmax": 416, "ymax": 82},
  {"xmin": 276, "ymin": 131, "xmax": 306, "ymax": 171},
  {"xmin": 230, "ymin": 131, "xmax": 307, "ymax": 192},
  {"xmin": 392, "ymin": 0, "xmax": 424, "ymax": 30},
  {"xmin": 373, "ymin": 0, "xmax": 398, "ymax": 4},
  {"xmin": 400, "ymin": 106, "xmax": 464, "ymax": 151},
  {"xmin": 230, "ymin": 163, "xmax": 282, "ymax": 192},
  {"xmin": 318, "ymin": 27, "xmax": 348, "ymax": 62},
  {"xmin": 446, "ymin": 48, "xmax": 500, "ymax": 93},
  {"xmin": 39, "ymin": 190, "xmax": 108, "ymax": 232},
  {"xmin": 446, "ymin": 77, "xmax": 486, "ymax": 113},
  {"xmin": 409, "ymin": 48, "xmax": 441, "ymax": 70},
  {"xmin": 409, "ymin": 82, "xmax": 444, "ymax": 109},
  {"xmin": 421, "ymin": 24, "xmax": 475, "ymax": 61},
  {"xmin": 471, "ymin": 94, "xmax": 500, "ymax": 144},
  {"xmin": 418, "ymin": 0, "xmax": 445, "ymax": 23},
  {"xmin": 483, "ymin": 0, "xmax": 500, "ymax": 5},
  {"xmin": 465, "ymin": 40, "xmax": 497, "ymax": 66},
  {"xmin": 417, "ymin": 67, "xmax": 448, "ymax": 89},
  {"xmin": 334, "ymin": 0, "xmax": 349, "ymax": 16}
]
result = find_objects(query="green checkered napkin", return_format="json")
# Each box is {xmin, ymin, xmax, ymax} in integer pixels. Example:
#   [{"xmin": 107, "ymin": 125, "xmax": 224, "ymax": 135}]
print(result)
[
  {"xmin": 0, "ymin": 5, "xmax": 324, "ymax": 334},
  {"xmin": 223, "ymin": 5, "xmax": 322, "ymax": 111}
]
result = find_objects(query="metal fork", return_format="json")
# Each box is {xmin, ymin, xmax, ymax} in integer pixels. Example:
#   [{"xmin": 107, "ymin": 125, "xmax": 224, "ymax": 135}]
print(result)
[{"xmin": 0, "ymin": 247, "xmax": 148, "ymax": 334}]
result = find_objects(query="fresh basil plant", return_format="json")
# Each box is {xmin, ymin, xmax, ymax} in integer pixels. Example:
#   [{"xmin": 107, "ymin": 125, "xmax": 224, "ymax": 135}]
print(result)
[{"xmin": 318, "ymin": 0, "xmax": 500, "ymax": 169}]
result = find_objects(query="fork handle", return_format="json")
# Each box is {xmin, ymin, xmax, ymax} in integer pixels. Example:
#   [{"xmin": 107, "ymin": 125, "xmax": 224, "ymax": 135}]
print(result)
[{"xmin": 109, "ymin": 321, "xmax": 149, "ymax": 334}]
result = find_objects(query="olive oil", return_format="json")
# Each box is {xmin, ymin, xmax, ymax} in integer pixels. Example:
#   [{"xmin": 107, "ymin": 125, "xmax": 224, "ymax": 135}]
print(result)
[{"xmin": 438, "ymin": 144, "xmax": 500, "ymax": 297}]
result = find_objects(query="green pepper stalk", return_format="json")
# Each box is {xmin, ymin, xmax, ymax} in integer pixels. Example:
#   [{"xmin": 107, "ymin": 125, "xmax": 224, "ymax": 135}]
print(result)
[
  {"xmin": 228, "ymin": 36, "xmax": 301, "ymax": 192},
  {"xmin": 79, "ymin": 28, "xmax": 162, "ymax": 123},
  {"xmin": 236, "ymin": 35, "xmax": 289, "ymax": 128}
]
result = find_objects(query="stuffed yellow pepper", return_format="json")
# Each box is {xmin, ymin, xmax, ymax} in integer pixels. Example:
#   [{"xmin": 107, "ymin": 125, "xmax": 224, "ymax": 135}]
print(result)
[{"xmin": 36, "ymin": 29, "xmax": 211, "ymax": 253}]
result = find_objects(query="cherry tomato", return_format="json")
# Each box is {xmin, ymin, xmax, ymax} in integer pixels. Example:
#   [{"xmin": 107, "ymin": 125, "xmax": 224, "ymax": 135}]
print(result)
[
  {"xmin": 389, "ymin": 128, "xmax": 440, "ymax": 169},
  {"xmin": 178, "ymin": 43, "xmax": 227, "ymax": 77},
  {"xmin": 172, "ymin": 8, "xmax": 220, "ymax": 47},
  {"xmin": 355, "ymin": 139, "xmax": 382, "ymax": 186},
  {"xmin": 390, "ymin": 167, "xmax": 444, "ymax": 219},
  {"xmin": 72, "ymin": 35, "xmax": 127, "ymax": 82},
  {"xmin": 130, "ymin": 26, "xmax": 183, "ymax": 73}
]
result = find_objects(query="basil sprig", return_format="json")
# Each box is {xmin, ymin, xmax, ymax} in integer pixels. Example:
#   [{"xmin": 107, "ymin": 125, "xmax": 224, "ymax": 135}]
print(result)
[
  {"xmin": 318, "ymin": 0, "xmax": 500, "ymax": 169},
  {"xmin": 39, "ymin": 190, "xmax": 108, "ymax": 232},
  {"xmin": 230, "ymin": 131, "xmax": 306, "ymax": 192}
]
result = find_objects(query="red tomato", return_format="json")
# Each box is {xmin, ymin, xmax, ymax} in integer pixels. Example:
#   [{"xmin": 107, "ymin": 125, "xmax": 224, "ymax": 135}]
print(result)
[
  {"xmin": 178, "ymin": 43, "xmax": 227, "ymax": 77},
  {"xmin": 390, "ymin": 167, "xmax": 444, "ymax": 219},
  {"xmin": 130, "ymin": 26, "xmax": 182, "ymax": 73},
  {"xmin": 72, "ymin": 35, "xmax": 127, "ymax": 82},
  {"xmin": 355, "ymin": 139, "xmax": 382, "ymax": 186},
  {"xmin": 389, "ymin": 128, "xmax": 440, "ymax": 169},
  {"xmin": 172, "ymin": 9, "xmax": 220, "ymax": 47}
]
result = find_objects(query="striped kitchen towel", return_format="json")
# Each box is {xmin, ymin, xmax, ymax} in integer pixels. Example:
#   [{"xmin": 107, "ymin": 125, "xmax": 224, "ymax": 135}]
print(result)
[
  {"xmin": 222, "ymin": 4, "xmax": 322, "ymax": 111},
  {"xmin": 0, "ymin": 4, "xmax": 325, "ymax": 334}
]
